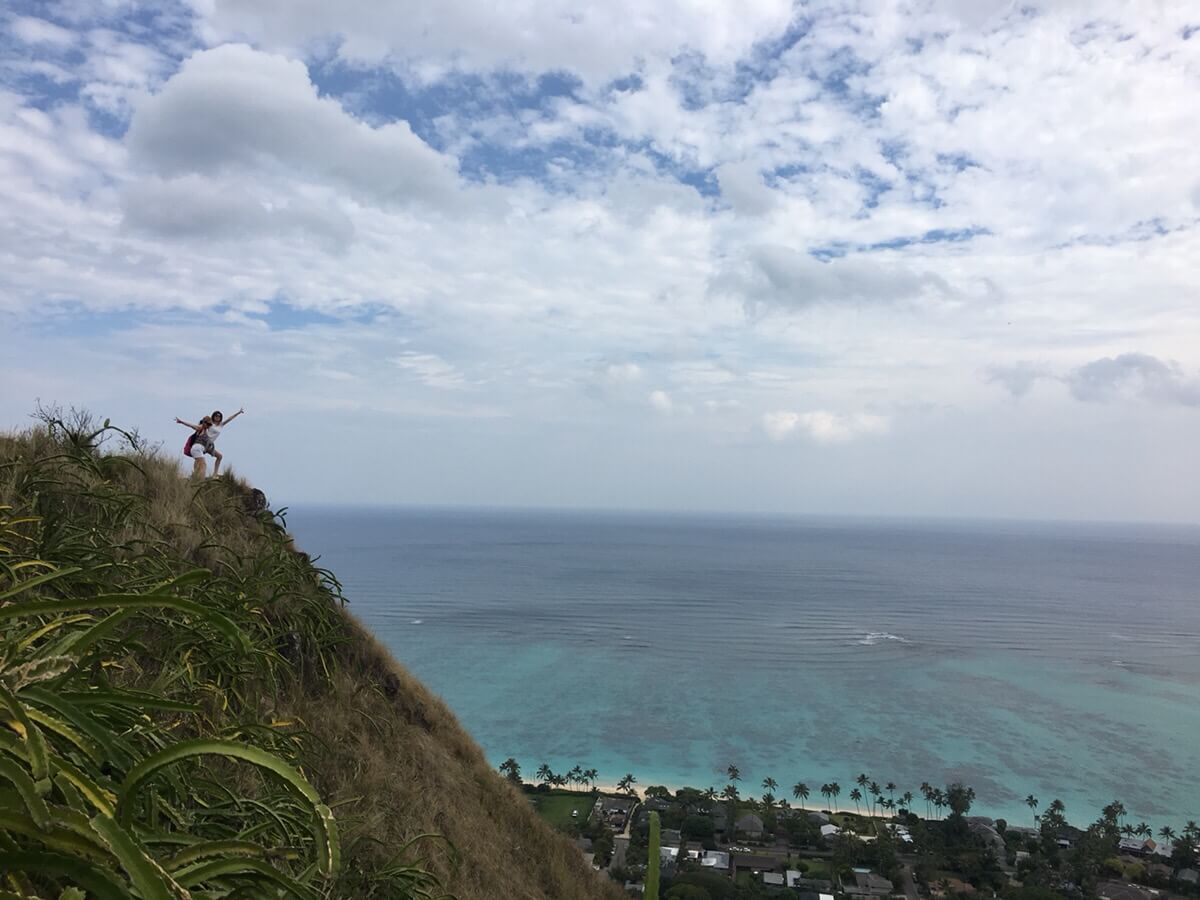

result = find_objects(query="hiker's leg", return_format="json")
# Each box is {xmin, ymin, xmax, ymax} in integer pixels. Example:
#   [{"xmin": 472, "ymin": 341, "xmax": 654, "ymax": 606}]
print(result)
[
  {"xmin": 212, "ymin": 450, "xmax": 223, "ymax": 476},
  {"xmin": 193, "ymin": 457, "xmax": 207, "ymax": 478}
]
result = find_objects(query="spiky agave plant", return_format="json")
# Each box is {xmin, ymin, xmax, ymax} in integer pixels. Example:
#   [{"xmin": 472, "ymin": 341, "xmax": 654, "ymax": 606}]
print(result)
[
  {"xmin": 0, "ymin": 550, "xmax": 337, "ymax": 896},
  {"xmin": 0, "ymin": 427, "xmax": 455, "ymax": 899}
]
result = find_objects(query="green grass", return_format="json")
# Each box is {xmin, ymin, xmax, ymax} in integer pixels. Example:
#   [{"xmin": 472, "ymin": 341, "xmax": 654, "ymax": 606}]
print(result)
[
  {"xmin": 0, "ymin": 416, "xmax": 626, "ymax": 900},
  {"xmin": 531, "ymin": 790, "xmax": 597, "ymax": 830},
  {"xmin": 801, "ymin": 858, "xmax": 833, "ymax": 878}
]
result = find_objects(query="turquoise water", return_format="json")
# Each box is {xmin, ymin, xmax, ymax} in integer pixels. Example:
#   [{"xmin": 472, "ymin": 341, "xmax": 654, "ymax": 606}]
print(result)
[{"xmin": 287, "ymin": 508, "xmax": 1200, "ymax": 828}]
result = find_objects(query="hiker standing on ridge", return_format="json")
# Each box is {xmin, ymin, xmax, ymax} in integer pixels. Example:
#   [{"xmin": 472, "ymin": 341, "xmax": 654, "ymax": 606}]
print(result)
[
  {"xmin": 174, "ymin": 408, "xmax": 242, "ymax": 477},
  {"xmin": 176, "ymin": 415, "xmax": 214, "ymax": 478},
  {"xmin": 204, "ymin": 408, "xmax": 244, "ymax": 476}
]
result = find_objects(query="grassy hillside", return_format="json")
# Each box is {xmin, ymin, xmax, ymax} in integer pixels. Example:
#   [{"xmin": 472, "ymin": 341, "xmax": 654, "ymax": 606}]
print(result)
[{"xmin": 0, "ymin": 416, "xmax": 625, "ymax": 900}]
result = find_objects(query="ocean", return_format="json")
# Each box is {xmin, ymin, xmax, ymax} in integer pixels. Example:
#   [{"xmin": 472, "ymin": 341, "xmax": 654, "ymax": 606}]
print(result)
[{"xmin": 286, "ymin": 507, "xmax": 1200, "ymax": 828}]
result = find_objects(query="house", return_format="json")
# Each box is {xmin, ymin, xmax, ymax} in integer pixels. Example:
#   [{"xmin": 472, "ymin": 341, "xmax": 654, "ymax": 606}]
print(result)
[
  {"xmin": 732, "ymin": 852, "xmax": 779, "ymax": 874},
  {"xmin": 889, "ymin": 824, "xmax": 914, "ymax": 844},
  {"xmin": 969, "ymin": 821, "xmax": 1006, "ymax": 856},
  {"xmin": 1096, "ymin": 881, "xmax": 1153, "ymax": 900},
  {"xmin": 843, "ymin": 870, "xmax": 894, "ymax": 898},
  {"xmin": 1119, "ymin": 837, "xmax": 1154, "ymax": 856},
  {"xmin": 764, "ymin": 873, "xmax": 786, "ymax": 886},
  {"xmin": 821, "ymin": 824, "xmax": 841, "ymax": 839},
  {"xmin": 736, "ymin": 812, "xmax": 765, "ymax": 837},
  {"xmin": 809, "ymin": 811, "xmax": 832, "ymax": 824},
  {"xmin": 659, "ymin": 846, "xmax": 680, "ymax": 873},
  {"xmin": 686, "ymin": 848, "xmax": 730, "ymax": 871}
]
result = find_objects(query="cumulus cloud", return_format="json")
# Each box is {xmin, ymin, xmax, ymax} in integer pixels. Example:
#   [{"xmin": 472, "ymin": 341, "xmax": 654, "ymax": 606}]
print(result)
[
  {"xmin": 712, "ymin": 245, "xmax": 952, "ymax": 312},
  {"xmin": 120, "ymin": 174, "xmax": 355, "ymax": 249},
  {"xmin": 985, "ymin": 362, "xmax": 1052, "ymax": 398},
  {"xmin": 10, "ymin": 17, "xmax": 76, "ymax": 47},
  {"xmin": 764, "ymin": 410, "xmax": 889, "ymax": 443},
  {"xmin": 604, "ymin": 362, "xmax": 643, "ymax": 383},
  {"xmin": 126, "ymin": 44, "xmax": 462, "ymax": 210},
  {"xmin": 197, "ymin": 0, "xmax": 795, "ymax": 83},
  {"xmin": 1066, "ymin": 353, "xmax": 1200, "ymax": 406},
  {"xmin": 393, "ymin": 352, "xmax": 466, "ymax": 389},
  {"xmin": 716, "ymin": 162, "xmax": 777, "ymax": 216}
]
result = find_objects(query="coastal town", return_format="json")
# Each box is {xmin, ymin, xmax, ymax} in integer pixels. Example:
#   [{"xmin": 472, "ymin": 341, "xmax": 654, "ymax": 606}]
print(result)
[{"xmin": 503, "ymin": 761, "xmax": 1200, "ymax": 900}]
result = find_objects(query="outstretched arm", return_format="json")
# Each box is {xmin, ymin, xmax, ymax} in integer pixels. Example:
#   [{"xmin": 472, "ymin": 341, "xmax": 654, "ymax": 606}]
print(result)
[
  {"xmin": 222, "ymin": 407, "xmax": 245, "ymax": 424},
  {"xmin": 175, "ymin": 417, "xmax": 201, "ymax": 430}
]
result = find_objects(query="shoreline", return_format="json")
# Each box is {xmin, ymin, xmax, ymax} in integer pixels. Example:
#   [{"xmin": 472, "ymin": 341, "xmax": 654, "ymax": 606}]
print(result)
[{"xmin": 556, "ymin": 782, "xmax": 913, "ymax": 822}]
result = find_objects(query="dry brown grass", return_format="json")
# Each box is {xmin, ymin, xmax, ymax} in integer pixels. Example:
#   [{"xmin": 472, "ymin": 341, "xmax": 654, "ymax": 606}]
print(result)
[{"xmin": 0, "ymin": 423, "xmax": 627, "ymax": 900}]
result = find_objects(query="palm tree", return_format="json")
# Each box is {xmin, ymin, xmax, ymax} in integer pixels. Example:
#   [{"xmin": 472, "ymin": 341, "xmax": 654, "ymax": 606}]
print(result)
[
  {"xmin": 499, "ymin": 758, "xmax": 522, "ymax": 783},
  {"xmin": 703, "ymin": 786, "xmax": 718, "ymax": 805},
  {"xmin": 569, "ymin": 765, "xmax": 583, "ymax": 787},
  {"xmin": 1159, "ymin": 825, "xmax": 1176, "ymax": 843},
  {"xmin": 793, "ymin": 782, "xmax": 810, "ymax": 810},
  {"xmin": 830, "ymin": 782, "xmax": 842, "ymax": 811},
  {"xmin": 617, "ymin": 773, "xmax": 637, "ymax": 796},
  {"xmin": 886, "ymin": 782, "xmax": 896, "ymax": 804},
  {"xmin": 584, "ymin": 768, "xmax": 599, "ymax": 791},
  {"xmin": 763, "ymin": 777, "xmax": 778, "ymax": 796},
  {"xmin": 820, "ymin": 783, "xmax": 833, "ymax": 808},
  {"xmin": 901, "ymin": 791, "xmax": 914, "ymax": 812},
  {"xmin": 1025, "ymin": 795, "xmax": 1039, "ymax": 828},
  {"xmin": 536, "ymin": 763, "xmax": 554, "ymax": 785},
  {"xmin": 1122, "ymin": 824, "xmax": 1136, "ymax": 838},
  {"xmin": 850, "ymin": 788, "xmax": 863, "ymax": 814},
  {"xmin": 857, "ymin": 773, "xmax": 870, "ymax": 791},
  {"xmin": 727, "ymin": 764, "xmax": 741, "ymax": 786},
  {"xmin": 762, "ymin": 792, "xmax": 776, "ymax": 811},
  {"xmin": 1137, "ymin": 822, "xmax": 1151, "ymax": 838},
  {"xmin": 921, "ymin": 782, "xmax": 933, "ymax": 819},
  {"xmin": 868, "ymin": 781, "xmax": 881, "ymax": 817}
]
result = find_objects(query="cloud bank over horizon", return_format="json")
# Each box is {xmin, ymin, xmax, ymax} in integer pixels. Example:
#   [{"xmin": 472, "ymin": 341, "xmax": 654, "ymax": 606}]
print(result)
[{"xmin": 2, "ymin": 0, "xmax": 1199, "ymax": 521}]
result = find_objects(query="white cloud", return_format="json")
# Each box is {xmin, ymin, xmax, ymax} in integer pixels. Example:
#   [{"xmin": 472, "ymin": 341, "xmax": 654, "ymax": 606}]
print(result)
[
  {"xmin": 125, "ymin": 44, "xmax": 462, "ymax": 210},
  {"xmin": 393, "ymin": 352, "xmax": 466, "ymax": 389},
  {"xmin": 1066, "ymin": 354, "xmax": 1200, "ymax": 407},
  {"xmin": 764, "ymin": 410, "xmax": 890, "ymax": 443},
  {"xmin": 762, "ymin": 410, "xmax": 801, "ymax": 440},
  {"xmin": 195, "ymin": 0, "xmax": 795, "ymax": 83},
  {"xmin": 985, "ymin": 362, "xmax": 1052, "ymax": 399},
  {"xmin": 10, "ymin": 17, "xmax": 76, "ymax": 47},
  {"xmin": 712, "ymin": 245, "xmax": 954, "ymax": 313},
  {"xmin": 3, "ymin": 0, "xmax": 1200, "ymax": 518},
  {"xmin": 649, "ymin": 389, "xmax": 673, "ymax": 413},
  {"xmin": 604, "ymin": 362, "xmax": 643, "ymax": 383}
]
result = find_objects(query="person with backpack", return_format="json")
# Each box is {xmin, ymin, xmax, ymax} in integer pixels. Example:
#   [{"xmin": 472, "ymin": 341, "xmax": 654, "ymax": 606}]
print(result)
[{"xmin": 176, "ymin": 415, "xmax": 215, "ymax": 478}]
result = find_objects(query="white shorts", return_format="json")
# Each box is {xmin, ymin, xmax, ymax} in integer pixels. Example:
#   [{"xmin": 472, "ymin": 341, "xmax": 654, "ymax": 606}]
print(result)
[{"xmin": 188, "ymin": 444, "xmax": 207, "ymax": 459}]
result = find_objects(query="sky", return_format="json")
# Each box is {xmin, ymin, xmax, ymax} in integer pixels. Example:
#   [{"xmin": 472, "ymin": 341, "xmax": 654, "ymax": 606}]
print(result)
[{"xmin": 1, "ymin": 0, "xmax": 1199, "ymax": 522}]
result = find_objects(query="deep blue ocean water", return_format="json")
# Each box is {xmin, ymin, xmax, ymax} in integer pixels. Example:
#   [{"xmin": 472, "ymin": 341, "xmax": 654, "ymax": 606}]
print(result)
[{"xmin": 286, "ymin": 508, "xmax": 1200, "ymax": 827}]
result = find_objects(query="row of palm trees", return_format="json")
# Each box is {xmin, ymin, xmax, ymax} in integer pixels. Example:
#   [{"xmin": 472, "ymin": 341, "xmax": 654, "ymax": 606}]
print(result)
[
  {"xmin": 1023, "ymin": 795, "xmax": 1200, "ymax": 850},
  {"xmin": 513, "ymin": 759, "xmax": 1199, "ymax": 846},
  {"xmin": 523, "ymin": 761, "xmax": 602, "ymax": 791},
  {"xmin": 720, "ymin": 769, "xmax": 936, "ymax": 820}
]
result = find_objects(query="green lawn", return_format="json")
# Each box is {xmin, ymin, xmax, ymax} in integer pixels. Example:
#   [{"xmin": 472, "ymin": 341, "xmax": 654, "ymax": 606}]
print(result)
[
  {"xmin": 799, "ymin": 859, "xmax": 833, "ymax": 879},
  {"xmin": 529, "ymin": 791, "xmax": 597, "ymax": 830}
]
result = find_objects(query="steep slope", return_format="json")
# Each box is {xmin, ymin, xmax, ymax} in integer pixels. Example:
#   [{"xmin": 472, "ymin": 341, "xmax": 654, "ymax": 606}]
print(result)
[{"xmin": 0, "ymin": 420, "xmax": 624, "ymax": 900}]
